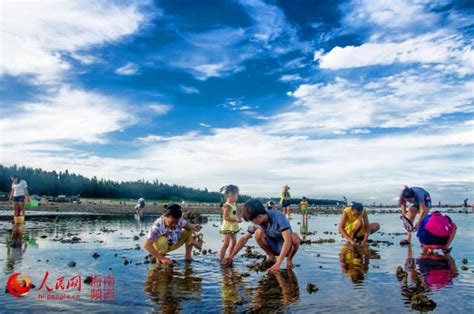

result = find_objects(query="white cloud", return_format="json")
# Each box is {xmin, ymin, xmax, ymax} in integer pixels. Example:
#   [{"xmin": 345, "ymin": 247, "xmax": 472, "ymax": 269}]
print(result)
[
  {"xmin": 343, "ymin": 0, "xmax": 440, "ymax": 33},
  {"xmin": 316, "ymin": 31, "xmax": 472, "ymax": 74},
  {"xmin": 199, "ymin": 123, "xmax": 211, "ymax": 128},
  {"xmin": 136, "ymin": 135, "xmax": 166, "ymax": 142},
  {"xmin": 0, "ymin": 86, "xmax": 134, "ymax": 145},
  {"xmin": 179, "ymin": 85, "xmax": 200, "ymax": 94},
  {"xmin": 0, "ymin": 0, "xmax": 147, "ymax": 82},
  {"xmin": 279, "ymin": 72, "xmax": 473, "ymax": 133},
  {"xmin": 148, "ymin": 104, "xmax": 172, "ymax": 115},
  {"xmin": 3, "ymin": 123, "xmax": 472, "ymax": 203},
  {"xmin": 279, "ymin": 74, "xmax": 302, "ymax": 82},
  {"xmin": 115, "ymin": 62, "xmax": 139, "ymax": 75}
]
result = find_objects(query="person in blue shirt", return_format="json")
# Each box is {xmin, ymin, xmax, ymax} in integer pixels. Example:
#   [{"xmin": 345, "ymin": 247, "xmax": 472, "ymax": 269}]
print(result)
[
  {"xmin": 399, "ymin": 186, "xmax": 432, "ymax": 245},
  {"xmin": 222, "ymin": 199, "xmax": 300, "ymax": 272}
]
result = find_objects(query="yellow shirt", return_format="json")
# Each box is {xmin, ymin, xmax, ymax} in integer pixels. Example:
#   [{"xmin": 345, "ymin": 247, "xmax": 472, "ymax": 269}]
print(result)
[
  {"xmin": 220, "ymin": 202, "xmax": 239, "ymax": 233},
  {"xmin": 300, "ymin": 200, "xmax": 309, "ymax": 210},
  {"xmin": 343, "ymin": 206, "xmax": 366, "ymax": 237}
]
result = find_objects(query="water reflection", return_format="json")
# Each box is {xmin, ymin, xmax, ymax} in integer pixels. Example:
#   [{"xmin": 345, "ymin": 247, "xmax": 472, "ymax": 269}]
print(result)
[
  {"xmin": 221, "ymin": 267, "xmax": 248, "ymax": 313},
  {"xmin": 251, "ymin": 269, "xmax": 300, "ymax": 312},
  {"xmin": 144, "ymin": 264, "xmax": 202, "ymax": 312},
  {"xmin": 5, "ymin": 224, "xmax": 27, "ymax": 274},
  {"xmin": 416, "ymin": 249, "xmax": 458, "ymax": 291},
  {"xmin": 338, "ymin": 243, "xmax": 379, "ymax": 284}
]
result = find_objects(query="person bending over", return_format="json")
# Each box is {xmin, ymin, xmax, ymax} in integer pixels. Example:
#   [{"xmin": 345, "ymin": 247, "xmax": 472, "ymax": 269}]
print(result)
[
  {"xmin": 223, "ymin": 199, "xmax": 300, "ymax": 272},
  {"xmin": 338, "ymin": 202, "xmax": 380, "ymax": 246}
]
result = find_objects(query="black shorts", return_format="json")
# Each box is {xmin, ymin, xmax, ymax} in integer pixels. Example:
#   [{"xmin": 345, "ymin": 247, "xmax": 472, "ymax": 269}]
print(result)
[{"xmin": 13, "ymin": 196, "xmax": 25, "ymax": 202}]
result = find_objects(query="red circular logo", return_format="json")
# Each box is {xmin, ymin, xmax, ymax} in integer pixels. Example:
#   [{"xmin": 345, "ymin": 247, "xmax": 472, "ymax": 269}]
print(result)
[{"xmin": 6, "ymin": 273, "xmax": 32, "ymax": 298}]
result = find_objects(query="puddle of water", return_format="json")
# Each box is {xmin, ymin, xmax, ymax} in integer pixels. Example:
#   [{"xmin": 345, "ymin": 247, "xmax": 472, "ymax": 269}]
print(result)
[{"xmin": 0, "ymin": 211, "xmax": 473, "ymax": 312}]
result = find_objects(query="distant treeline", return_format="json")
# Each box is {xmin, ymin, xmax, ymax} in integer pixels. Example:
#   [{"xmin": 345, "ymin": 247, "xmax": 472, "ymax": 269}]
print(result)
[{"xmin": 0, "ymin": 164, "xmax": 342, "ymax": 205}]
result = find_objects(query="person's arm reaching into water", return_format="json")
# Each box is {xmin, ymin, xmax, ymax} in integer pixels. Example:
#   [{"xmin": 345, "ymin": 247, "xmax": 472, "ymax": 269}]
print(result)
[
  {"xmin": 143, "ymin": 238, "xmax": 173, "ymax": 266},
  {"xmin": 268, "ymin": 229, "xmax": 292, "ymax": 272},
  {"xmin": 223, "ymin": 232, "xmax": 252, "ymax": 265},
  {"xmin": 338, "ymin": 211, "xmax": 355, "ymax": 245}
]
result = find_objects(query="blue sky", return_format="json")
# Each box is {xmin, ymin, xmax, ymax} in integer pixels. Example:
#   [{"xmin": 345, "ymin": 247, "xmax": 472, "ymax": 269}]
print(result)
[{"xmin": 0, "ymin": 0, "xmax": 473, "ymax": 203}]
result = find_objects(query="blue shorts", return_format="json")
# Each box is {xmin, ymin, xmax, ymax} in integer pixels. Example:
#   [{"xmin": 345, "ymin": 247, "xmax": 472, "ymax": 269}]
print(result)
[
  {"xmin": 13, "ymin": 196, "xmax": 25, "ymax": 202},
  {"xmin": 412, "ymin": 194, "xmax": 432, "ymax": 210},
  {"xmin": 267, "ymin": 236, "xmax": 284, "ymax": 256},
  {"xmin": 281, "ymin": 200, "xmax": 291, "ymax": 208}
]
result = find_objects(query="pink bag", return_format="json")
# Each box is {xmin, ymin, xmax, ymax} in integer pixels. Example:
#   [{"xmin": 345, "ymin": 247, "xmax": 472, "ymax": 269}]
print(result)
[{"xmin": 425, "ymin": 212, "xmax": 451, "ymax": 237}]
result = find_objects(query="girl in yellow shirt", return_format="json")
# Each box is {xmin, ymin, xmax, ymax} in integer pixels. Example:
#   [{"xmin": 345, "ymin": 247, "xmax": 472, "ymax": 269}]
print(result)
[{"xmin": 219, "ymin": 185, "xmax": 241, "ymax": 263}]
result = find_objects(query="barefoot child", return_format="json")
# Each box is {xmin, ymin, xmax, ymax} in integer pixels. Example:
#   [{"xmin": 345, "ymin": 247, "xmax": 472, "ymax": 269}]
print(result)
[
  {"xmin": 223, "ymin": 199, "xmax": 300, "ymax": 272},
  {"xmin": 300, "ymin": 197, "xmax": 309, "ymax": 221},
  {"xmin": 280, "ymin": 185, "xmax": 291, "ymax": 219},
  {"xmin": 399, "ymin": 186, "xmax": 432, "ymax": 246},
  {"xmin": 219, "ymin": 185, "xmax": 241, "ymax": 263},
  {"xmin": 338, "ymin": 202, "xmax": 380, "ymax": 245},
  {"xmin": 144, "ymin": 204, "xmax": 202, "ymax": 266}
]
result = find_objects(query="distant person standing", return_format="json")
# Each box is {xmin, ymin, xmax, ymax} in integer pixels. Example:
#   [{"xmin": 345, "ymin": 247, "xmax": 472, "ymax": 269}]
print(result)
[
  {"xmin": 463, "ymin": 198, "xmax": 468, "ymax": 213},
  {"xmin": 399, "ymin": 186, "xmax": 432, "ymax": 246},
  {"xmin": 135, "ymin": 198, "xmax": 146, "ymax": 218},
  {"xmin": 280, "ymin": 185, "xmax": 292, "ymax": 219},
  {"xmin": 299, "ymin": 197, "xmax": 309, "ymax": 220},
  {"xmin": 9, "ymin": 175, "xmax": 30, "ymax": 224}
]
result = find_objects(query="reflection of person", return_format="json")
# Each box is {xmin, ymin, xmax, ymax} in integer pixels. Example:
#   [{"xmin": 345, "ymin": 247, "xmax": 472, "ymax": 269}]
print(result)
[
  {"xmin": 251, "ymin": 270, "xmax": 299, "ymax": 312},
  {"xmin": 219, "ymin": 185, "xmax": 241, "ymax": 263},
  {"xmin": 143, "ymin": 204, "xmax": 202, "ymax": 266},
  {"xmin": 416, "ymin": 251, "xmax": 458, "ymax": 291},
  {"xmin": 338, "ymin": 202, "xmax": 380, "ymax": 246},
  {"xmin": 416, "ymin": 211, "xmax": 457, "ymax": 254},
  {"xmin": 399, "ymin": 186, "xmax": 431, "ymax": 245},
  {"xmin": 9, "ymin": 175, "xmax": 30, "ymax": 223},
  {"xmin": 223, "ymin": 199, "xmax": 300, "ymax": 272},
  {"xmin": 134, "ymin": 198, "xmax": 145, "ymax": 217},
  {"xmin": 280, "ymin": 185, "xmax": 291, "ymax": 219},
  {"xmin": 5, "ymin": 223, "xmax": 27, "ymax": 273},
  {"xmin": 144, "ymin": 265, "xmax": 202, "ymax": 312},
  {"xmin": 338, "ymin": 242, "xmax": 372, "ymax": 284},
  {"xmin": 221, "ymin": 267, "xmax": 247, "ymax": 313}
]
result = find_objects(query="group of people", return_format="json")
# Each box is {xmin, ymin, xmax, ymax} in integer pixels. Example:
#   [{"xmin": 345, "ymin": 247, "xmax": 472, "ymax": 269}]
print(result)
[
  {"xmin": 7, "ymin": 175, "xmax": 459, "ymax": 272},
  {"xmin": 141, "ymin": 184, "xmax": 459, "ymax": 272}
]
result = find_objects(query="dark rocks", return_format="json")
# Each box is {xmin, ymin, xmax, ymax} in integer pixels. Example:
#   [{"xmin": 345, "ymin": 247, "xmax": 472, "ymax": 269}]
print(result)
[
  {"xmin": 462, "ymin": 258, "xmax": 468, "ymax": 265},
  {"xmin": 242, "ymin": 246, "xmax": 265, "ymax": 259},
  {"xmin": 124, "ymin": 260, "xmax": 129, "ymax": 266},
  {"xmin": 248, "ymin": 259, "xmax": 275, "ymax": 272},
  {"xmin": 240, "ymin": 272, "xmax": 251, "ymax": 277},
  {"xmin": 411, "ymin": 294, "xmax": 436, "ymax": 311},
  {"xmin": 40, "ymin": 235, "xmax": 47, "ymax": 239},
  {"xmin": 396, "ymin": 266, "xmax": 407, "ymax": 280},
  {"xmin": 183, "ymin": 212, "xmax": 208, "ymax": 224},
  {"xmin": 461, "ymin": 265, "xmax": 468, "ymax": 271},
  {"xmin": 133, "ymin": 235, "xmax": 140, "ymax": 241},
  {"xmin": 68, "ymin": 261, "xmax": 76, "ymax": 267},
  {"xmin": 306, "ymin": 283, "xmax": 319, "ymax": 294},
  {"xmin": 84, "ymin": 276, "xmax": 93, "ymax": 284},
  {"xmin": 92, "ymin": 252, "xmax": 100, "ymax": 258}
]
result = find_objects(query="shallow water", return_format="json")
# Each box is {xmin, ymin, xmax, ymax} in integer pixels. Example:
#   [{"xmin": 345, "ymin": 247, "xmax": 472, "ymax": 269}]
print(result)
[{"xmin": 0, "ymin": 211, "xmax": 473, "ymax": 313}]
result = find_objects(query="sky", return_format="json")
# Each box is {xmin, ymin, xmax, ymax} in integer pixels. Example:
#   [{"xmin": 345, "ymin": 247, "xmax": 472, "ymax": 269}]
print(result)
[{"xmin": 0, "ymin": 0, "xmax": 473, "ymax": 203}]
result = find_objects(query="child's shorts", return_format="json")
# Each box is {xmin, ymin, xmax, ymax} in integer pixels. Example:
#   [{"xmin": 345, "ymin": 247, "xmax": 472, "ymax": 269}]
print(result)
[
  {"xmin": 281, "ymin": 200, "xmax": 291, "ymax": 208},
  {"xmin": 267, "ymin": 236, "xmax": 284, "ymax": 256}
]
